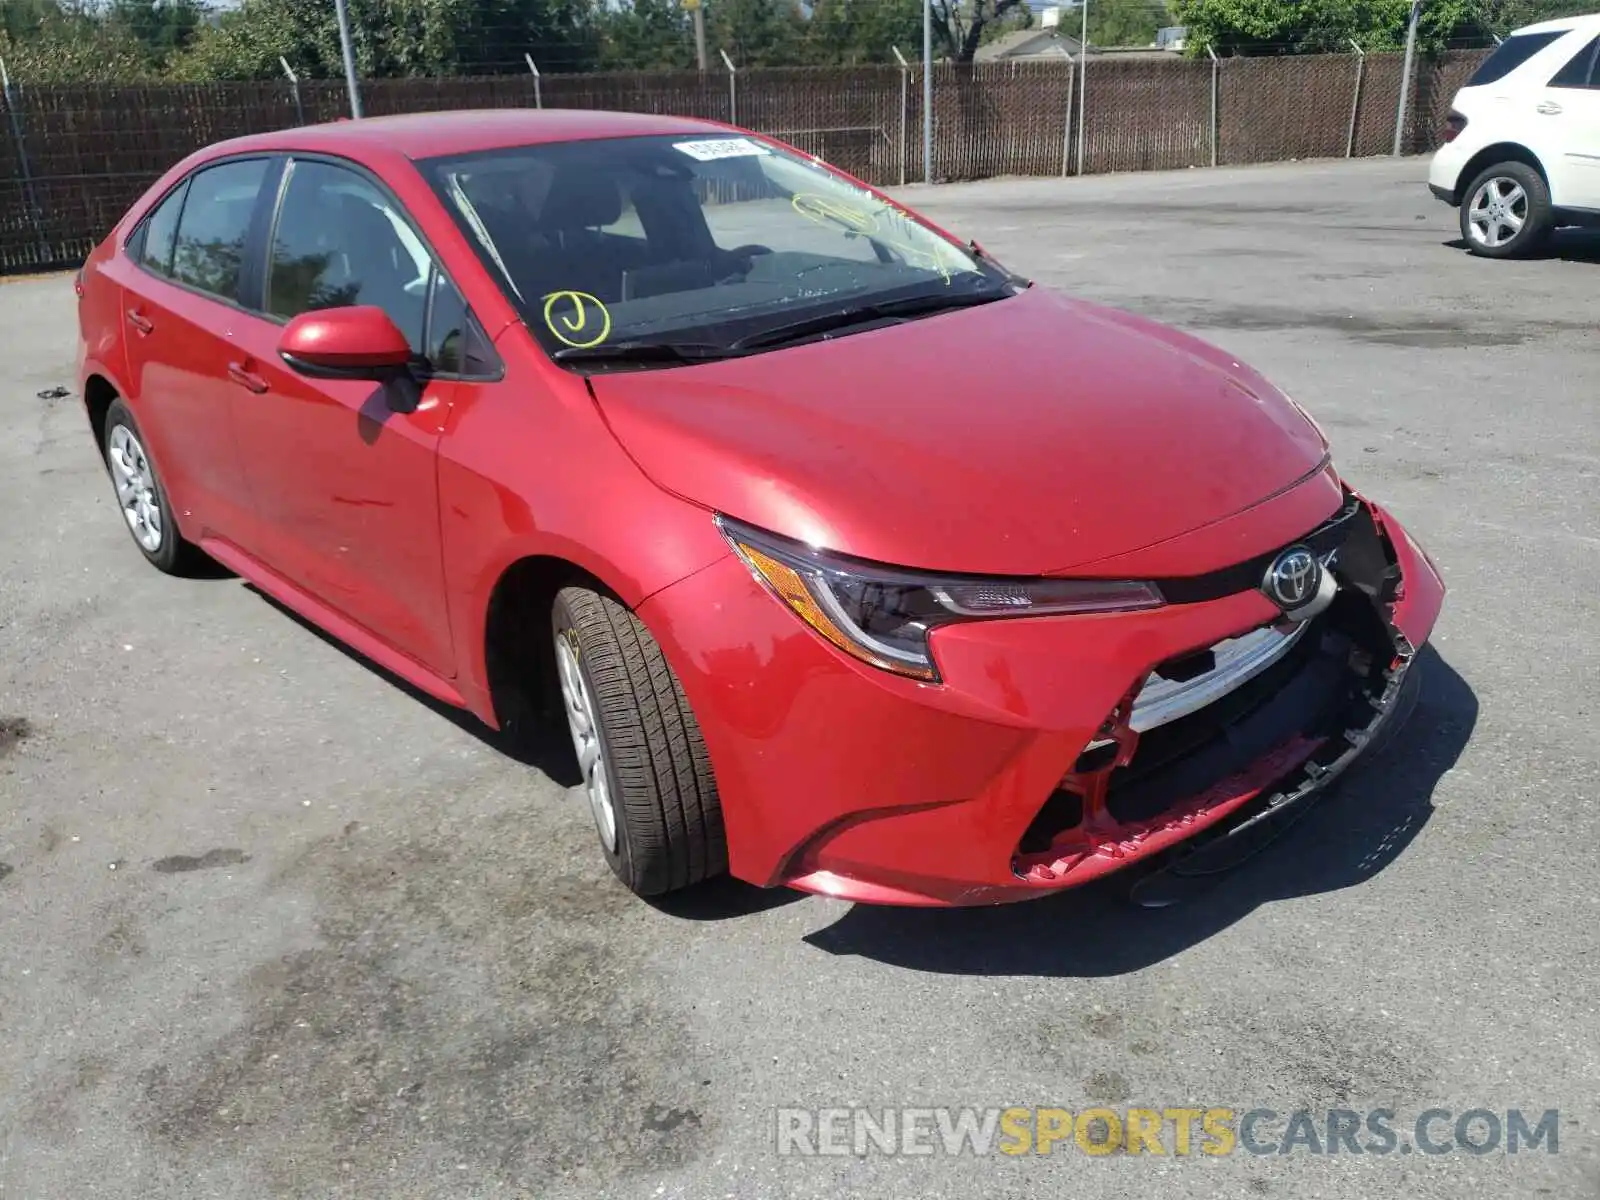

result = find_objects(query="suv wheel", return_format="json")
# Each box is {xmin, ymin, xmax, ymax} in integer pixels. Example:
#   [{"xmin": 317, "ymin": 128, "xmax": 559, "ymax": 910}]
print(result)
[{"xmin": 1460, "ymin": 161, "xmax": 1551, "ymax": 259}]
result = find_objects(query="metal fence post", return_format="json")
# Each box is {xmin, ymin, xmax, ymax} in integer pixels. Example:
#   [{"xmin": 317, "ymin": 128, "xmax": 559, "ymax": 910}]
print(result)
[
  {"xmin": 720, "ymin": 49, "xmax": 737, "ymax": 126},
  {"xmin": 279, "ymin": 57, "xmax": 306, "ymax": 125},
  {"xmin": 1393, "ymin": 0, "xmax": 1421, "ymax": 155},
  {"xmin": 1345, "ymin": 39, "xmax": 1366, "ymax": 158},
  {"xmin": 892, "ymin": 46, "xmax": 909, "ymax": 186},
  {"xmin": 524, "ymin": 53, "xmax": 542, "ymax": 108},
  {"xmin": 1055, "ymin": 56, "xmax": 1072, "ymax": 176},
  {"xmin": 333, "ymin": 0, "xmax": 363, "ymax": 118},
  {"xmin": 1075, "ymin": 0, "xmax": 1089, "ymax": 176},
  {"xmin": 0, "ymin": 57, "xmax": 48, "ymax": 265},
  {"xmin": 1207, "ymin": 45, "xmax": 1219, "ymax": 167}
]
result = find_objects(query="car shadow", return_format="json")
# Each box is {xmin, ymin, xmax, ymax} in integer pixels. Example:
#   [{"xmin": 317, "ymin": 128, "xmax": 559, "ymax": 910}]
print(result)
[
  {"xmin": 799, "ymin": 645, "xmax": 1475, "ymax": 978},
  {"xmin": 245, "ymin": 585, "xmax": 581, "ymax": 785},
  {"xmin": 1443, "ymin": 227, "xmax": 1600, "ymax": 262}
]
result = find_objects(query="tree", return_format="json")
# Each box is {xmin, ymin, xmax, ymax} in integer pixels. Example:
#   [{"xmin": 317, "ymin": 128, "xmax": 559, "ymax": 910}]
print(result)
[
  {"xmin": 597, "ymin": 0, "xmax": 697, "ymax": 69},
  {"xmin": 1088, "ymin": 0, "xmax": 1167, "ymax": 47},
  {"xmin": 0, "ymin": 1, "xmax": 152, "ymax": 82},
  {"xmin": 707, "ymin": 0, "xmax": 805, "ymax": 65},
  {"xmin": 932, "ymin": 0, "xmax": 1031, "ymax": 61},
  {"xmin": 105, "ymin": 0, "xmax": 204, "ymax": 65},
  {"xmin": 800, "ymin": 0, "xmax": 921, "ymax": 64},
  {"xmin": 1173, "ymin": 0, "xmax": 1485, "ymax": 56},
  {"xmin": 170, "ymin": 0, "xmax": 601, "ymax": 80}
]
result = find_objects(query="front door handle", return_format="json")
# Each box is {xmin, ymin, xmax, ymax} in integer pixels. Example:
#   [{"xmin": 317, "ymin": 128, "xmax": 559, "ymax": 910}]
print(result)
[
  {"xmin": 227, "ymin": 362, "xmax": 269, "ymax": 394},
  {"xmin": 1536, "ymin": 100, "xmax": 1563, "ymax": 115},
  {"xmin": 126, "ymin": 309, "xmax": 154, "ymax": 335}
]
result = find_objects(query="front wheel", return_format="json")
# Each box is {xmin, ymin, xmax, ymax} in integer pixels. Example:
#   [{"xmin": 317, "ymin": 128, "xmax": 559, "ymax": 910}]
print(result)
[
  {"xmin": 1459, "ymin": 161, "xmax": 1551, "ymax": 259},
  {"xmin": 551, "ymin": 586, "xmax": 727, "ymax": 897}
]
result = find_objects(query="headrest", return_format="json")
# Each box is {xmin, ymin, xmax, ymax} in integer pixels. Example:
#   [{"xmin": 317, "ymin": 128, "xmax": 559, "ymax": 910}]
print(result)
[{"xmin": 538, "ymin": 168, "xmax": 623, "ymax": 231}]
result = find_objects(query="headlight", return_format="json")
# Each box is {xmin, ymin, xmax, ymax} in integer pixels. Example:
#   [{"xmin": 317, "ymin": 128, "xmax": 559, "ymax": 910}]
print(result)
[{"xmin": 717, "ymin": 516, "xmax": 1163, "ymax": 682}]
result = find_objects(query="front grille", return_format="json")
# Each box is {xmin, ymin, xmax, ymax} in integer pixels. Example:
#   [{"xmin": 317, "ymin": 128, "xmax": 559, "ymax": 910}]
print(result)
[
  {"xmin": 1153, "ymin": 490, "xmax": 1363, "ymax": 606},
  {"xmin": 1103, "ymin": 618, "xmax": 1344, "ymax": 825}
]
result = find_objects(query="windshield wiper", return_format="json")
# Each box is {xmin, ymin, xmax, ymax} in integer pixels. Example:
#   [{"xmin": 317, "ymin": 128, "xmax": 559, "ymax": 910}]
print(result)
[
  {"xmin": 728, "ymin": 286, "xmax": 1014, "ymax": 352},
  {"xmin": 551, "ymin": 340, "xmax": 740, "ymax": 368}
]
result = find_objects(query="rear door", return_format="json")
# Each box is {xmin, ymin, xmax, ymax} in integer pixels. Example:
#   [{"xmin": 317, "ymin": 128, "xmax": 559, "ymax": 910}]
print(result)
[
  {"xmin": 1540, "ymin": 33, "xmax": 1600, "ymax": 208},
  {"xmin": 226, "ymin": 155, "xmax": 486, "ymax": 677},
  {"xmin": 114, "ymin": 156, "xmax": 277, "ymax": 542}
]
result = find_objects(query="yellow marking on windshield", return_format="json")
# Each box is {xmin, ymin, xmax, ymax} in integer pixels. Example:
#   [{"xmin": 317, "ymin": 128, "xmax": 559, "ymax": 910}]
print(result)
[
  {"xmin": 542, "ymin": 290, "xmax": 612, "ymax": 349},
  {"xmin": 791, "ymin": 193, "xmax": 879, "ymax": 234}
]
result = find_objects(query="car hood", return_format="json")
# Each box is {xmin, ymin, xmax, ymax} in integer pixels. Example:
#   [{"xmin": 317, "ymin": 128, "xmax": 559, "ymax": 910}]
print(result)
[{"xmin": 589, "ymin": 286, "xmax": 1329, "ymax": 576}]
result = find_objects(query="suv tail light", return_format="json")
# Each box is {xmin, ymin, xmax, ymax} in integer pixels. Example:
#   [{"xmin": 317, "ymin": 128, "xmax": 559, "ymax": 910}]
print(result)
[
  {"xmin": 1443, "ymin": 110, "xmax": 1467, "ymax": 143},
  {"xmin": 73, "ymin": 268, "xmax": 84, "ymax": 299}
]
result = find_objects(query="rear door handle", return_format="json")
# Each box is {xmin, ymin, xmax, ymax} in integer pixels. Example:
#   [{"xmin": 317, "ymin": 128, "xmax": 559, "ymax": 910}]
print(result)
[
  {"xmin": 125, "ymin": 309, "xmax": 154, "ymax": 335},
  {"xmin": 227, "ymin": 362, "xmax": 269, "ymax": 394},
  {"xmin": 1536, "ymin": 100, "xmax": 1563, "ymax": 115}
]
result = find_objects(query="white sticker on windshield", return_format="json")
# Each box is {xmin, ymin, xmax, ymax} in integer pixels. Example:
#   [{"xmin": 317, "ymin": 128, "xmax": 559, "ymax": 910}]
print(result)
[{"xmin": 673, "ymin": 137, "xmax": 771, "ymax": 161}]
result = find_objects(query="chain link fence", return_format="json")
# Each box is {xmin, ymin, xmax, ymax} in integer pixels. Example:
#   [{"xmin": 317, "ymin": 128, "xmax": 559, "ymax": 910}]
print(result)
[{"xmin": 0, "ymin": 48, "xmax": 1491, "ymax": 274}]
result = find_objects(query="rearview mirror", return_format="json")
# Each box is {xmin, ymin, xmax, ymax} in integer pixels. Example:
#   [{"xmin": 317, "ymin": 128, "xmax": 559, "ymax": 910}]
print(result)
[{"xmin": 278, "ymin": 306, "xmax": 413, "ymax": 380}]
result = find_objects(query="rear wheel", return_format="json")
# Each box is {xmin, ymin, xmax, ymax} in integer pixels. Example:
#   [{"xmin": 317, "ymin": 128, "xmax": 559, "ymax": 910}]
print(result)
[
  {"xmin": 1459, "ymin": 161, "xmax": 1551, "ymax": 258},
  {"xmin": 102, "ymin": 398, "xmax": 204, "ymax": 575},
  {"xmin": 551, "ymin": 586, "xmax": 726, "ymax": 896}
]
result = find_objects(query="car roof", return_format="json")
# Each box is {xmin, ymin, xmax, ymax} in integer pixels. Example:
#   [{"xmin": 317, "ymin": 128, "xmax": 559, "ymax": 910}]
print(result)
[
  {"xmin": 207, "ymin": 108, "xmax": 733, "ymax": 163},
  {"xmin": 1512, "ymin": 11, "xmax": 1600, "ymax": 35}
]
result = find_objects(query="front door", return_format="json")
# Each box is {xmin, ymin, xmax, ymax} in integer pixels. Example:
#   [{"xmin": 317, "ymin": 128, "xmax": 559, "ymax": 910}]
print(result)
[
  {"xmin": 1540, "ymin": 34, "xmax": 1600, "ymax": 209},
  {"xmin": 229, "ymin": 156, "xmax": 457, "ymax": 677}
]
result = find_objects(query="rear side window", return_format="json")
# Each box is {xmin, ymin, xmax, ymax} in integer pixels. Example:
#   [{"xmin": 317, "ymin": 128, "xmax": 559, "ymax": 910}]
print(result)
[
  {"xmin": 136, "ymin": 181, "xmax": 188, "ymax": 277},
  {"xmin": 171, "ymin": 159, "xmax": 270, "ymax": 302},
  {"xmin": 1549, "ymin": 35, "xmax": 1600, "ymax": 87},
  {"xmin": 1467, "ymin": 31, "xmax": 1565, "ymax": 85}
]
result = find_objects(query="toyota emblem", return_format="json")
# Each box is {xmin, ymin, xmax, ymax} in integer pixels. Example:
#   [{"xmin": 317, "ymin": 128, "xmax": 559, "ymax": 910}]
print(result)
[{"xmin": 1262, "ymin": 546, "xmax": 1321, "ymax": 610}]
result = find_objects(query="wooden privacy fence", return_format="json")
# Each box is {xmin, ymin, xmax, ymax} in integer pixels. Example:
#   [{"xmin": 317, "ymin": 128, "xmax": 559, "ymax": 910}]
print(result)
[{"xmin": 0, "ymin": 49, "xmax": 1490, "ymax": 273}]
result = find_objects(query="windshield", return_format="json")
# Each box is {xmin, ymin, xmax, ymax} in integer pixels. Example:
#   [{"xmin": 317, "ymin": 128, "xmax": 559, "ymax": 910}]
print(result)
[{"xmin": 418, "ymin": 133, "xmax": 1020, "ymax": 361}]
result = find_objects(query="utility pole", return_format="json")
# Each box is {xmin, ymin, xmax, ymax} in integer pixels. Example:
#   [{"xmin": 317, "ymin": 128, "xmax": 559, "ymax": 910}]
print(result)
[
  {"xmin": 686, "ymin": 0, "xmax": 707, "ymax": 72},
  {"xmin": 1393, "ymin": 0, "xmax": 1422, "ymax": 155},
  {"xmin": 922, "ymin": 0, "xmax": 933, "ymax": 183},
  {"xmin": 333, "ymin": 0, "xmax": 363, "ymax": 118}
]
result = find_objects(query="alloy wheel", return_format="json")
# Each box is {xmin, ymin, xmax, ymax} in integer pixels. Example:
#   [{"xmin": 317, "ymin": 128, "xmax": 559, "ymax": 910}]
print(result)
[
  {"xmin": 108, "ymin": 425, "xmax": 163, "ymax": 553},
  {"xmin": 1465, "ymin": 176, "xmax": 1527, "ymax": 250},
  {"xmin": 555, "ymin": 630, "xmax": 618, "ymax": 852}
]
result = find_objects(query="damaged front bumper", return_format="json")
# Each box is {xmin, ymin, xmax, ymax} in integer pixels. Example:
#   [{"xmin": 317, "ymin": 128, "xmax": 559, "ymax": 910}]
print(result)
[{"xmin": 641, "ymin": 484, "xmax": 1445, "ymax": 908}]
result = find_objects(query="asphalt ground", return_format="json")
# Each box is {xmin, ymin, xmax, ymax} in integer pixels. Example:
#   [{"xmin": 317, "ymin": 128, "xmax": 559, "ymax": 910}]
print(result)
[{"xmin": 1, "ymin": 155, "xmax": 1597, "ymax": 1199}]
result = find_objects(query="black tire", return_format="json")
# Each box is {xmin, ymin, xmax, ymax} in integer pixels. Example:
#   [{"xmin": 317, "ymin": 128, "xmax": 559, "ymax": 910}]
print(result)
[
  {"xmin": 552, "ymin": 585, "xmax": 727, "ymax": 897},
  {"xmin": 101, "ymin": 398, "xmax": 206, "ymax": 575},
  {"xmin": 1458, "ymin": 161, "xmax": 1552, "ymax": 259}
]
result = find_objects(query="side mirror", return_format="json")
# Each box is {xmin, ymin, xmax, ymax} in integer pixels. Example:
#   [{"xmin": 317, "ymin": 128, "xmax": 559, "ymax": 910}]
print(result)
[{"xmin": 278, "ymin": 306, "xmax": 414, "ymax": 380}]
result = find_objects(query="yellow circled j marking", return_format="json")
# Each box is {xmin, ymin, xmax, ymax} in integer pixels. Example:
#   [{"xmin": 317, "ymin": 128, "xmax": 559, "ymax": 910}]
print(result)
[
  {"xmin": 791, "ymin": 192, "xmax": 879, "ymax": 234},
  {"xmin": 542, "ymin": 290, "xmax": 612, "ymax": 349}
]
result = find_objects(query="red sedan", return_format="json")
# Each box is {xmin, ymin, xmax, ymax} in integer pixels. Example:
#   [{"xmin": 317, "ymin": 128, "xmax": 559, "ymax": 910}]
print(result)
[{"xmin": 75, "ymin": 110, "xmax": 1444, "ymax": 907}]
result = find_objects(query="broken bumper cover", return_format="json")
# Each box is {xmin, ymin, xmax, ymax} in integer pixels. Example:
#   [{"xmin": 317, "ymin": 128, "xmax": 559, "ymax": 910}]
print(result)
[{"xmin": 640, "ymin": 488, "xmax": 1444, "ymax": 907}]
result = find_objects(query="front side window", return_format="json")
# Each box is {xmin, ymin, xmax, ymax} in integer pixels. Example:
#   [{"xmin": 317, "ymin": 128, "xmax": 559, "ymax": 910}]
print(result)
[
  {"xmin": 425, "ymin": 271, "xmax": 499, "ymax": 378},
  {"xmin": 420, "ymin": 134, "xmax": 1018, "ymax": 361},
  {"xmin": 1549, "ymin": 35, "xmax": 1599, "ymax": 88},
  {"xmin": 135, "ymin": 179, "xmax": 188, "ymax": 277},
  {"xmin": 266, "ymin": 159, "xmax": 433, "ymax": 350},
  {"xmin": 170, "ymin": 158, "xmax": 270, "ymax": 302},
  {"xmin": 1467, "ymin": 30, "xmax": 1564, "ymax": 85}
]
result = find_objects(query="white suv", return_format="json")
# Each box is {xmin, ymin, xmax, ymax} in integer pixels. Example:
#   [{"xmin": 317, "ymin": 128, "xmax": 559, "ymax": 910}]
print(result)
[{"xmin": 1428, "ymin": 13, "xmax": 1600, "ymax": 257}]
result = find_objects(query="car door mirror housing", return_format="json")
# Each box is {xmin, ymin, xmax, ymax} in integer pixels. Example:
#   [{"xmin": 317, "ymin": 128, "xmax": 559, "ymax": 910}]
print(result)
[{"xmin": 278, "ymin": 306, "xmax": 415, "ymax": 380}]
